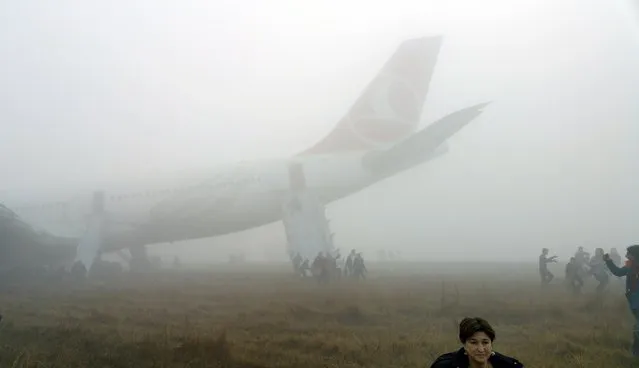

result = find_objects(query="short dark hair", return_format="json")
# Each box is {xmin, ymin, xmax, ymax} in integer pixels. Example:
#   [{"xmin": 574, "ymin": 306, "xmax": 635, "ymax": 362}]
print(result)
[
  {"xmin": 459, "ymin": 317, "xmax": 496, "ymax": 343},
  {"xmin": 627, "ymin": 245, "xmax": 639, "ymax": 259}
]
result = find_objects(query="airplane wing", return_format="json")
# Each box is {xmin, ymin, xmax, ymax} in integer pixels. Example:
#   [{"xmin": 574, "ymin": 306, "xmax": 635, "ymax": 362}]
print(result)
[
  {"xmin": 1, "ymin": 203, "xmax": 36, "ymax": 235},
  {"xmin": 361, "ymin": 102, "xmax": 490, "ymax": 177},
  {"xmin": 0, "ymin": 202, "xmax": 76, "ymax": 267}
]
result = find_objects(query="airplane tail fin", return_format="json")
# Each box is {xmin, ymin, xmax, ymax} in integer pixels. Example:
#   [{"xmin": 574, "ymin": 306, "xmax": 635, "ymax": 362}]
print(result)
[{"xmin": 301, "ymin": 36, "xmax": 443, "ymax": 155}]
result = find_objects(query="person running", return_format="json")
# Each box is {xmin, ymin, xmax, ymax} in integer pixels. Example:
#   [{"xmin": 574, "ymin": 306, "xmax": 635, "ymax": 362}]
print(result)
[
  {"xmin": 539, "ymin": 248, "xmax": 557, "ymax": 287},
  {"xmin": 565, "ymin": 257, "xmax": 584, "ymax": 295}
]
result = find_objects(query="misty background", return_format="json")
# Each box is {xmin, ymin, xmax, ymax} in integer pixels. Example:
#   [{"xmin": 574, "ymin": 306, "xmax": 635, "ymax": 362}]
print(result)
[{"xmin": 1, "ymin": 0, "xmax": 638, "ymax": 263}]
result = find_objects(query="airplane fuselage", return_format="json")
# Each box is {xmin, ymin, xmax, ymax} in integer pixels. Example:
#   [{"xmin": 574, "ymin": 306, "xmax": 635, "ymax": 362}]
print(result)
[{"xmin": 5, "ymin": 152, "xmax": 377, "ymax": 250}]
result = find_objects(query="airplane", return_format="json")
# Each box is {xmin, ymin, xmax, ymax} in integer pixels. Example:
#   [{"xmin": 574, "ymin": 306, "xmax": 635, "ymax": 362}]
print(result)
[{"xmin": 1, "ymin": 35, "xmax": 489, "ymax": 271}]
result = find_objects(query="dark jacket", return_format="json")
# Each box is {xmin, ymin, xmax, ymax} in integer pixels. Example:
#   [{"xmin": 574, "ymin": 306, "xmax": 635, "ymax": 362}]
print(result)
[
  {"xmin": 430, "ymin": 348, "xmax": 523, "ymax": 368},
  {"xmin": 605, "ymin": 259, "xmax": 639, "ymax": 310}
]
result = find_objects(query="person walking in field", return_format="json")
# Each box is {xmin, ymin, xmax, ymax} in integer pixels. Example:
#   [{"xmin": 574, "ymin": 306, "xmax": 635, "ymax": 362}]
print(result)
[
  {"xmin": 604, "ymin": 245, "xmax": 639, "ymax": 357},
  {"xmin": 574, "ymin": 246, "xmax": 591, "ymax": 280},
  {"xmin": 588, "ymin": 248, "xmax": 609, "ymax": 294},
  {"xmin": 429, "ymin": 317, "xmax": 523, "ymax": 368},
  {"xmin": 539, "ymin": 248, "xmax": 557, "ymax": 287},
  {"xmin": 345, "ymin": 249, "xmax": 356, "ymax": 277},
  {"xmin": 565, "ymin": 257, "xmax": 584, "ymax": 295},
  {"xmin": 353, "ymin": 253, "xmax": 367, "ymax": 280}
]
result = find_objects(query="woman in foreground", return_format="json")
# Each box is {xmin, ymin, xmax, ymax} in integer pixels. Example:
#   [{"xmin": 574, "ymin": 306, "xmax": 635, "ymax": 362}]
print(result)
[{"xmin": 430, "ymin": 317, "xmax": 523, "ymax": 368}]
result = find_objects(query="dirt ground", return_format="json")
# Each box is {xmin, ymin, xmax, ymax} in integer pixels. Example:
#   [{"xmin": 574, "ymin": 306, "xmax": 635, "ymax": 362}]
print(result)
[{"xmin": 0, "ymin": 262, "xmax": 634, "ymax": 367}]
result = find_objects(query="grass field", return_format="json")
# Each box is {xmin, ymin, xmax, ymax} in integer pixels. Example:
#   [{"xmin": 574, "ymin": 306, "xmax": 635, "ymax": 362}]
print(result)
[{"xmin": 0, "ymin": 262, "xmax": 635, "ymax": 367}]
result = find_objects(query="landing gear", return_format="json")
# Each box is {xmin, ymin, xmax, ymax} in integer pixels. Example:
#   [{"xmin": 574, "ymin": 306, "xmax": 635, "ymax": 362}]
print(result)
[
  {"xmin": 282, "ymin": 162, "xmax": 335, "ymax": 263},
  {"xmin": 73, "ymin": 191, "xmax": 106, "ymax": 278},
  {"xmin": 71, "ymin": 260, "xmax": 87, "ymax": 280},
  {"xmin": 129, "ymin": 245, "xmax": 152, "ymax": 272}
]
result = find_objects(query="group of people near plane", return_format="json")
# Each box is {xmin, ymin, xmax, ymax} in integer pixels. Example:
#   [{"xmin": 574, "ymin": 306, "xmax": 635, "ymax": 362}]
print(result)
[
  {"xmin": 540, "ymin": 244, "xmax": 639, "ymax": 357},
  {"xmin": 538, "ymin": 246, "xmax": 624, "ymax": 294},
  {"xmin": 289, "ymin": 249, "xmax": 367, "ymax": 283}
]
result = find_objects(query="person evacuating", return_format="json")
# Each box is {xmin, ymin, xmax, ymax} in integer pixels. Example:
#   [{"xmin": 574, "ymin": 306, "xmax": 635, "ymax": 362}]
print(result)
[
  {"xmin": 298, "ymin": 259, "xmax": 310, "ymax": 277},
  {"xmin": 353, "ymin": 253, "xmax": 367, "ymax": 280},
  {"xmin": 345, "ymin": 249, "xmax": 356, "ymax": 277},
  {"xmin": 604, "ymin": 245, "xmax": 639, "ymax": 357},
  {"xmin": 538, "ymin": 248, "xmax": 557, "ymax": 287},
  {"xmin": 312, "ymin": 252, "xmax": 329, "ymax": 283},
  {"xmin": 565, "ymin": 257, "xmax": 584, "ymax": 295},
  {"xmin": 588, "ymin": 248, "xmax": 609, "ymax": 293}
]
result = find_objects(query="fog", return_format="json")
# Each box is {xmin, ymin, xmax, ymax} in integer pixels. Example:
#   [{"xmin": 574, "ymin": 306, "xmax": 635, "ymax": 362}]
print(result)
[{"xmin": 1, "ymin": 0, "xmax": 638, "ymax": 264}]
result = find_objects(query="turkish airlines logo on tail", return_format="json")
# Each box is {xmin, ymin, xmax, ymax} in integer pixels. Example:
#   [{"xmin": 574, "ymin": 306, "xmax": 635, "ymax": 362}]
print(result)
[
  {"xmin": 347, "ymin": 74, "xmax": 420, "ymax": 148},
  {"xmin": 299, "ymin": 37, "xmax": 441, "ymax": 156}
]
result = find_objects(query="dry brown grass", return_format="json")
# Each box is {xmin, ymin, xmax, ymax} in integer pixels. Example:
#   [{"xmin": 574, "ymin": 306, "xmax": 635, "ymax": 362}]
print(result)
[{"xmin": 0, "ymin": 262, "xmax": 635, "ymax": 367}]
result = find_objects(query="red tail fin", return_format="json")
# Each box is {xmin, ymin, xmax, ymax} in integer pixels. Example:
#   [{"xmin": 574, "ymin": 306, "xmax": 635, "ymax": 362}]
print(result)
[{"xmin": 301, "ymin": 36, "xmax": 443, "ymax": 155}]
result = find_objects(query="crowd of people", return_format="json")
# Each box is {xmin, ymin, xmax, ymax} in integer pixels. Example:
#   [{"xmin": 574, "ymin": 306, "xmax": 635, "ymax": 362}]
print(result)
[
  {"xmin": 540, "ymin": 244, "xmax": 639, "ymax": 358},
  {"xmin": 432, "ymin": 244, "xmax": 639, "ymax": 366},
  {"xmin": 289, "ymin": 249, "xmax": 367, "ymax": 283},
  {"xmin": 538, "ymin": 246, "xmax": 624, "ymax": 294}
]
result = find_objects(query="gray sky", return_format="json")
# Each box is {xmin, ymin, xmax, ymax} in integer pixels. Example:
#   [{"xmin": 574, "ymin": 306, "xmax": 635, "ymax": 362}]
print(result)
[{"xmin": 1, "ymin": 0, "xmax": 638, "ymax": 262}]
